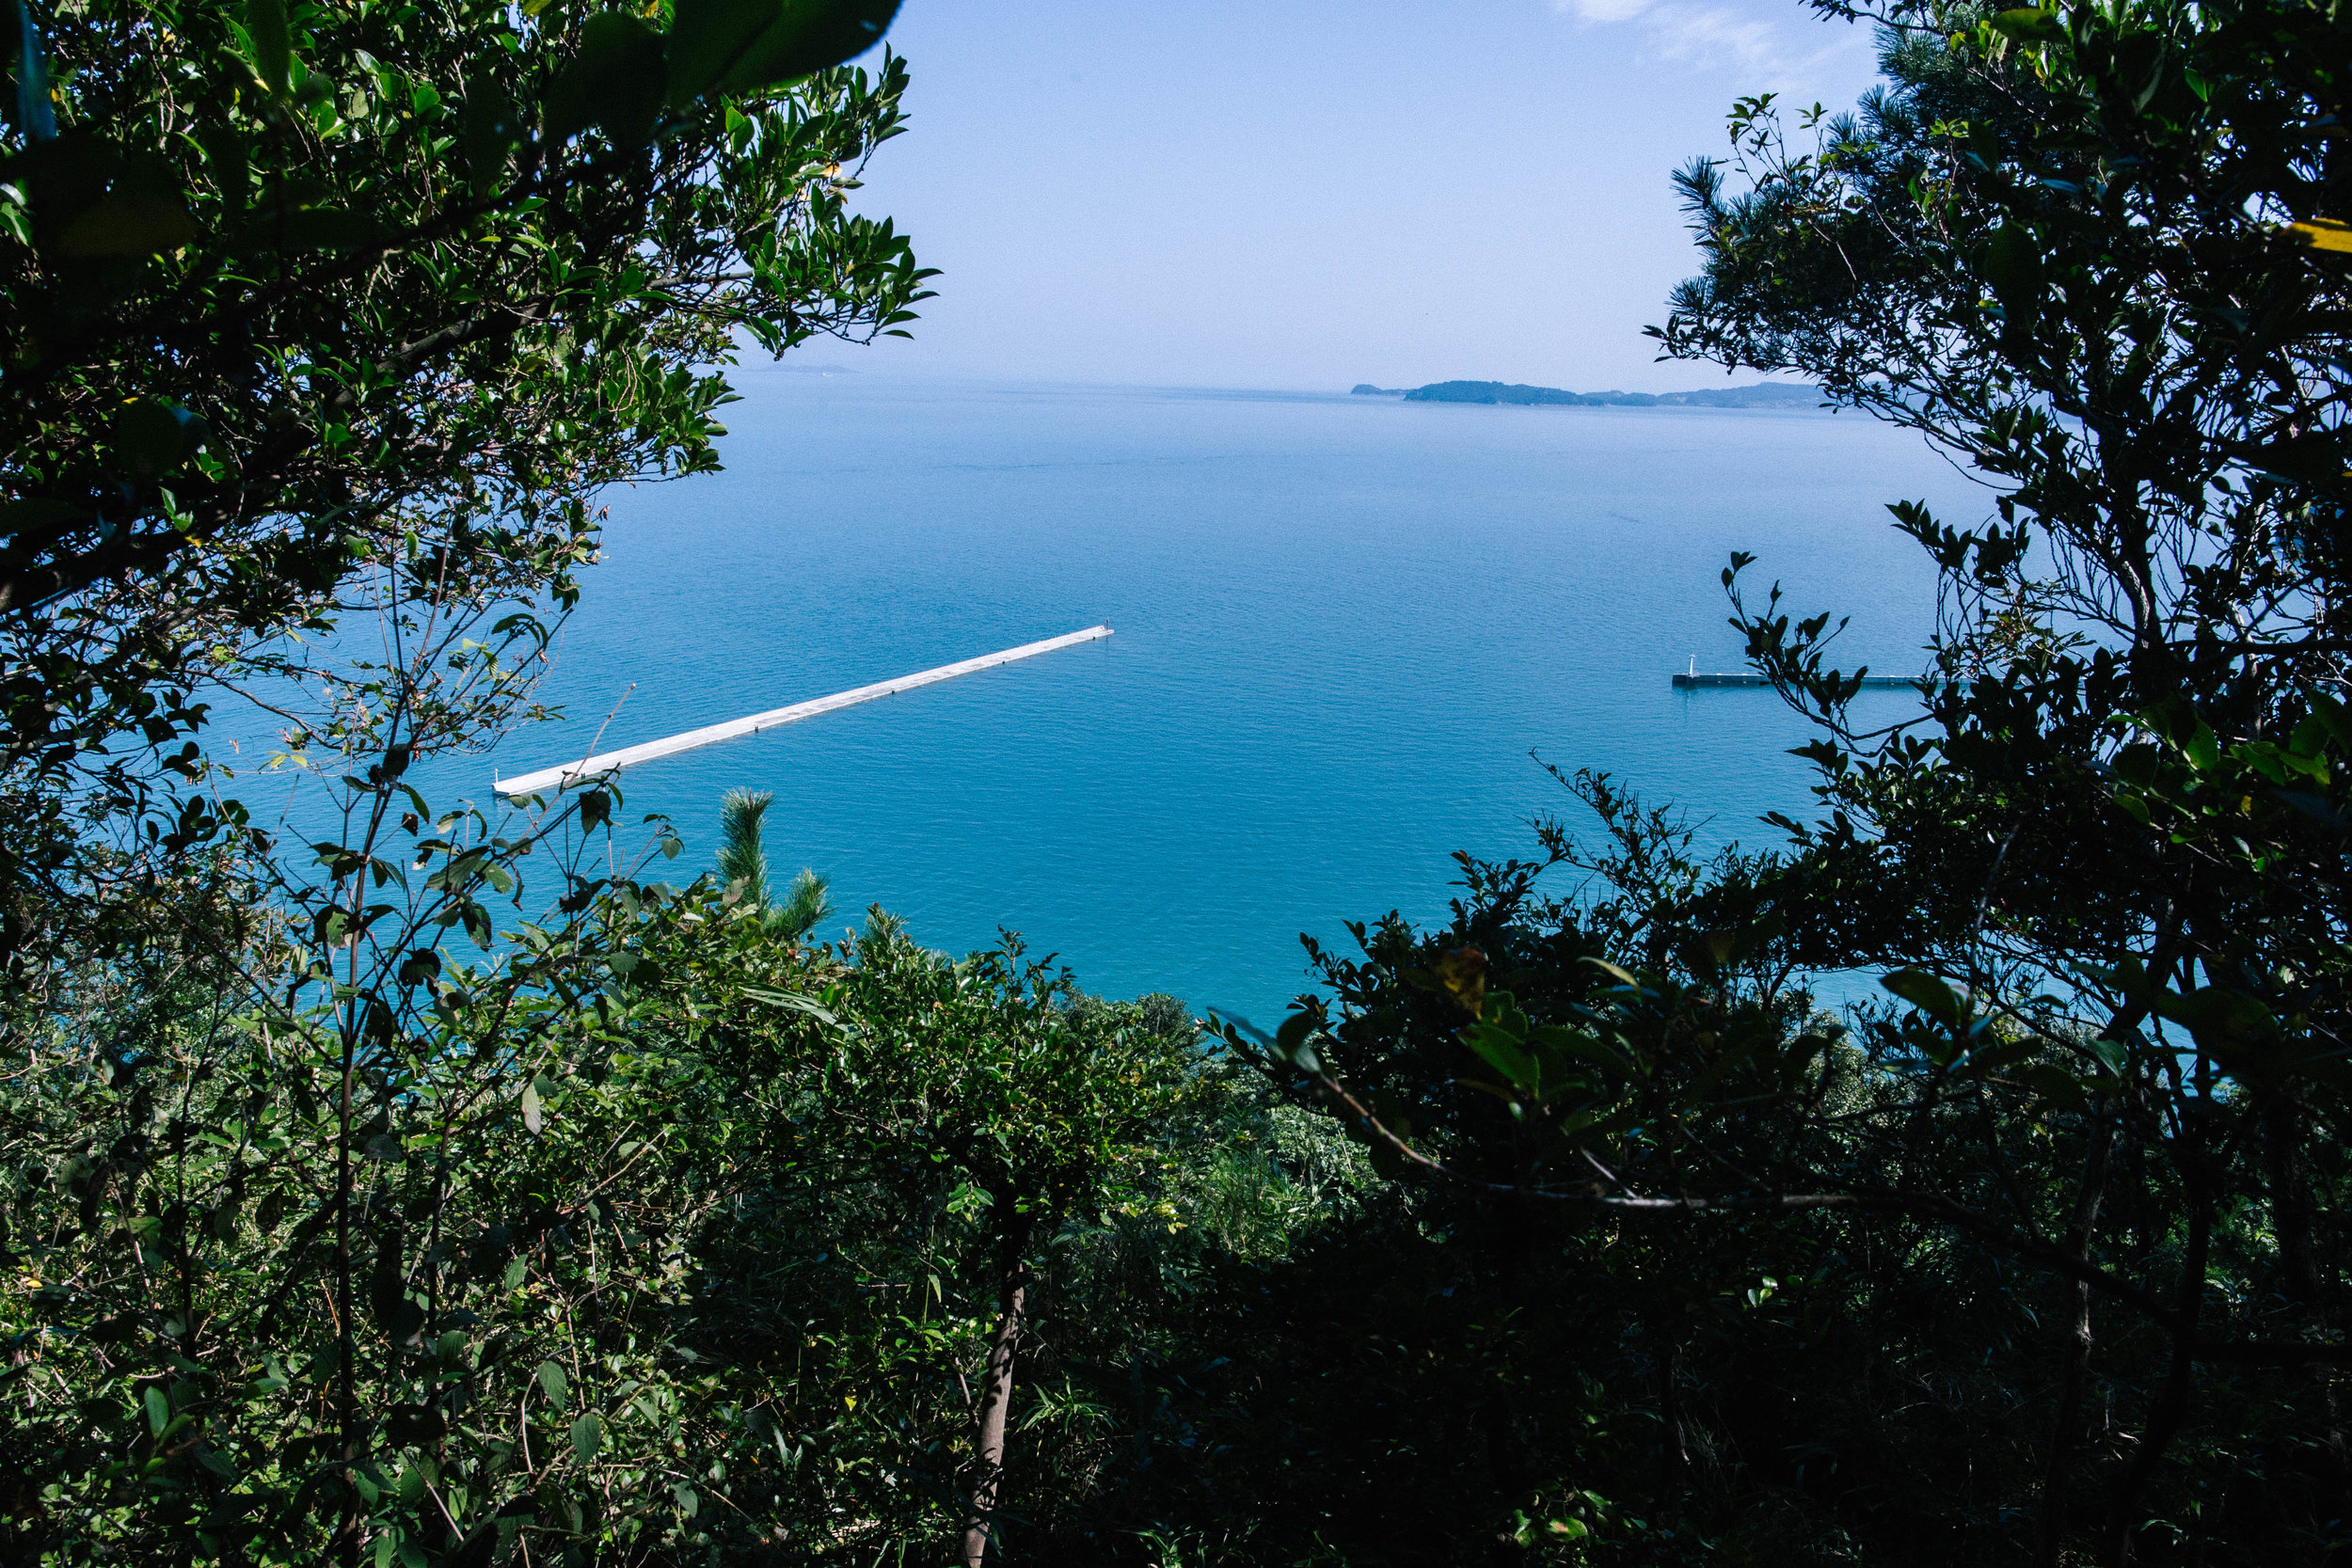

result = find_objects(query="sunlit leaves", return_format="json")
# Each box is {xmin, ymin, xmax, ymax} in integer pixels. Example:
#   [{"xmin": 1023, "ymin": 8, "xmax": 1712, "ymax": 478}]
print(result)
[
  {"xmin": 1990, "ymin": 6, "xmax": 2063, "ymax": 43},
  {"xmin": 0, "ymin": 0, "xmax": 932, "ymax": 1004}
]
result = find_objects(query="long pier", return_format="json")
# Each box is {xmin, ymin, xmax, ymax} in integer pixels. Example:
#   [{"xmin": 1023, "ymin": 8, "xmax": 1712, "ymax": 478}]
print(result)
[
  {"xmin": 496, "ymin": 624, "xmax": 1113, "ymax": 798},
  {"xmin": 1674, "ymin": 671, "xmax": 1963, "ymax": 689}
]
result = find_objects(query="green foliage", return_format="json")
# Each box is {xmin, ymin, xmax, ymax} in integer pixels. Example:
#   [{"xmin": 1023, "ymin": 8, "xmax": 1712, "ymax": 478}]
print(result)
[
  {"xmin": 15, "ymin": 0, "xmax": 2352, "ymax": 1561},
  {"xmin": 774, "ymin": 866, "xmax": 836, "ymax": 943},
  {"xmin": 1614, "ymin": 0, "xmax": 2352, "ymax": 1559},
  {"xmin": 0, "ymin": 1, "xmax": 951, "ymax": 1560},
  {"xmin": 717, "ymin": 788, "xmax": 775, "ymax": 912},
  {"xmin": 0, "ymin": 864, "xmax": 1248, "ymax": 1562},
  {"xmin": 716, "ymin": 787, "xmax": 833, "ymax": 941},
  {"xmin": 1, "ymin": 873, "xmax": 743, "ymax": 1561},
  {"xmin": 823, "ymin": 921, "xmax": 1204, "ymax": 1226},
  {"xmin": 0, "ymin": 0, "xmax": 932, "ymax": 977}
]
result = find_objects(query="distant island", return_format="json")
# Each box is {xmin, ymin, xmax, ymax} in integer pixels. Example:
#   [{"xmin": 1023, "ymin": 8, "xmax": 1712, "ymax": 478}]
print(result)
[{"xmin": 1351, "ymin": 379, "xmax": 1821, "ymax": 407}]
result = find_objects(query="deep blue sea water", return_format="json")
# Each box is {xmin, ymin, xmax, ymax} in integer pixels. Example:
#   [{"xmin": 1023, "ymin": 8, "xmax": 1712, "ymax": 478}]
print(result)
[{"xmin": 469, "ymin": 374, "xmax": 1979, "ymax": 1026}]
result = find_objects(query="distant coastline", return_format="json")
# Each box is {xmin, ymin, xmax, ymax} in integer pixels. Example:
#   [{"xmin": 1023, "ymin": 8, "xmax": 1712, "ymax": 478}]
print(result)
[{"xmin": 1352, "ymin": 379, "xmax": 1820, "ymax": 408}]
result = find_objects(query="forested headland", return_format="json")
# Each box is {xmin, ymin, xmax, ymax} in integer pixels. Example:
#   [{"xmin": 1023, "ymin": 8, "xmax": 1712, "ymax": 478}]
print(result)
[
  {"xmin": 2, "ymin": 0, "xmax": 2350, "ymax": 1564},
  {"xmin": 1352, "ymin": 380, "xmax": 1822, "ymax": 406}
]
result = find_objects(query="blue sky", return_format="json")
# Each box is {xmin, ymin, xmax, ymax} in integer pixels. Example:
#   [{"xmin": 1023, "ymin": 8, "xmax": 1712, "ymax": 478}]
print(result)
[{"xmin": 789, "ymin": 0, "xmax": 1891, "ymax": 392}]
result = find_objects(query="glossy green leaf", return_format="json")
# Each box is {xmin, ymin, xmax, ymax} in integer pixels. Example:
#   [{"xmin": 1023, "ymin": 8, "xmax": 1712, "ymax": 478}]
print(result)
[
  {"xmin": 1581, "ymin": 957, "xmax": 1643, "ymax": 991},
  {"xmin": 1881, "ymin": 967, "xmax": 1963, "ymax": 1025},
  {"xmin": 2083, "ymin": 1034, "xmax": 2126, "ymax": 1077},
  {"xmin": 1531, "ymin": 1022, "xmax": 1626, "ymax": 1075},
  {"xmin": 2308, "ymin": 691, "xmax": 2352, "ymax": 754},
  {"xmin": 1460, "ymin": 1022, "xmax": 1538, "ymax": 1092},
  {"xmin": 56, "ymin": 191, "xmax": 194, "ymax": 256},
  {"xmin": 459, "ymin": 73, "xmax": 520, "ymax": 196},
  {"xmin": 670, "ymin": 0, "xmax": 900, "ymax": 106},
  {"xmin": 743, "ymin": 987, "xmax": 838, "ymax": 1024},
  {"xmin": 546, "ymin": 12, "xmax": 668, "ymax": 145},
  {"xmin": 0, "ymin": 497, "xmax": 82, "ymax": 531},
  {"xmin": 2278, "ymin": 790, "xmax": 2352, "ymax": 835},
  {"xmin": 1990, "ymin": 6, "xmax": 2061, "ymax": 40},
  {"xmin": 2183, "ymin": 719, "xmax": 2220, "ymax": 771},
  {"xmin": 244, "ymin": 206, "xmax": 375, "ymax": 252},
  {"xmin": 384, "ymin": 1403, "xmax": 447, "ymax": 1448},
  {"xmin": 720, "ymin": 0, "xmax": 898, "ymax": 93},
  {"xmin": 110, "ymin": 398, "xmax": 202, "ymax": 477},
  {"xmin": 1272, "ymin": 1007, "xmax": 1321, "ymax": 1072},
  {"xmin": 369, "ymin": 1228, "xmax": 405, "ymax": 1326},
  {"xmin": 247, "ymin": 0, "xmax": 290, "ymax": 93},
  {"xmin": 1979, "ymin": 222, "xmax": 2040, "ymax": 306},
  {"xmin": 2148, "ymin": 985, "xmax": 2279, "ymax": 1052},
  {"xmin": 2108, "ymin": 741, "xmax": 2160, "ymax": 787}
]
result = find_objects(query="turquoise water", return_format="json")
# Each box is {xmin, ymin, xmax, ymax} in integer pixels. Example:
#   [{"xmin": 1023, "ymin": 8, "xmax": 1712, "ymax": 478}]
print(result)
[{"xmin": 493, "ymin": 375, "xmax": 1976, "ymax": 1025}]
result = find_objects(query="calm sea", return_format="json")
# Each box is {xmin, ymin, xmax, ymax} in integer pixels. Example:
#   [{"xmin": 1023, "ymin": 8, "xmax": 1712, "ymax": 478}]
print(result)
[{"xmin": 483, "ymin": 373, "xmax": 1976, "ymax": 1027}]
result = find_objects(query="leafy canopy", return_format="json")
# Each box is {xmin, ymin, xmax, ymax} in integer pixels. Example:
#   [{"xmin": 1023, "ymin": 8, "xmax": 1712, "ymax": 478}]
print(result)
[{"xmin": 0, "ymin": 0, "xmax": 931, "ymax": 974}]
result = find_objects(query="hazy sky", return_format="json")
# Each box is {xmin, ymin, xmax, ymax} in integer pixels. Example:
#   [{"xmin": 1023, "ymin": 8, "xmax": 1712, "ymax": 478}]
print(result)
[{"xmin": 786, "ymin": 0, "xmax": 1891, "ymax": 392}]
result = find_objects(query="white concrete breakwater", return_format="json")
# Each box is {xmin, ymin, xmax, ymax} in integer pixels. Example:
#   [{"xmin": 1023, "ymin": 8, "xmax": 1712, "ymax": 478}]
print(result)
[{"xmin": 496, "ymin": 624, "xmax": 1113, "ymax": 799}]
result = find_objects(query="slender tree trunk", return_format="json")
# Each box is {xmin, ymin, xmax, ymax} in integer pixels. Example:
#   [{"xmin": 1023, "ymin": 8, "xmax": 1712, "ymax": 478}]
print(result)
[
  {"xmin": 2258, "ymin": 1084, "xmax": 2351, "ymax": 1518},
  {"xmin": 1477, "ymin": 1189, "xmax": 1534, "ymax": 1507},
  {"xmin": 335, "ymin": 986, "xmax": 360, "ymax": 1567},
  {"xmin": 2036, "ymin": 1243, "xmax": 2099, "ymax": 1564},
  {"xmin": 2106, "ymin": 1185, "xmax": 2211, "ymax": 1567},
  {"xmin": 963, "ymin": 1209, "xmax": 1033, "ymax": 1568},
  {"xmin": 1659, "ymin": 1336, "xmax": 1689, "ymax": 1505},
  {"xmin": 2038, "ymin": 1098, "xmax": 2116, "ymax": 1568}
]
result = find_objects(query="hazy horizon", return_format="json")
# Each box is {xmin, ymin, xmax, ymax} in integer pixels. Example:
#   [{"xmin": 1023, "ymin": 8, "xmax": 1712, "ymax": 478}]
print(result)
[
  {"xmin": 730, "ymin": 361, "xmax": 1834, "ymax": 399},
  {"xmin": 783, "ymin": 0, "xmax": 1890, "ymax": 392}
]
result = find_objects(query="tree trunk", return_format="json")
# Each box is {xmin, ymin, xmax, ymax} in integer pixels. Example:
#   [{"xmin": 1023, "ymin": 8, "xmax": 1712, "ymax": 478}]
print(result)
[
  {"xmin": 1659, "ymin": 1336, "xmax": 1689, "ymax": 1504},
  {"xmin": 962, "ymin": 1210, "xmax": 1032, "ymax": 1568},
  {"xmin": 2259, "ymin": 1083, "xmax": 2349, "ymax": 1497},
  {"xmin": 2038, "ymin": 1097, "xmax": 2116, "ymax": 1568},
  {"xmin": 335, "ymin": 987, "xmax": 360, "ymax": 1568},
  {"xmin": 2106, "ymin": 1183, "xmax": 2211, "ymax": 1567}
]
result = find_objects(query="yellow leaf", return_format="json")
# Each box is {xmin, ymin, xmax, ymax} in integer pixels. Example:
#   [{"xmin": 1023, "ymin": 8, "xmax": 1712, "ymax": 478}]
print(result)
[
  {"xmin": 1432, "ymin": 945, "xmax": 1488, "ymax": 1017},
  {"xmin": 2288, "ymin": 218, "xmax": 2352, "ymax": 253}
]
